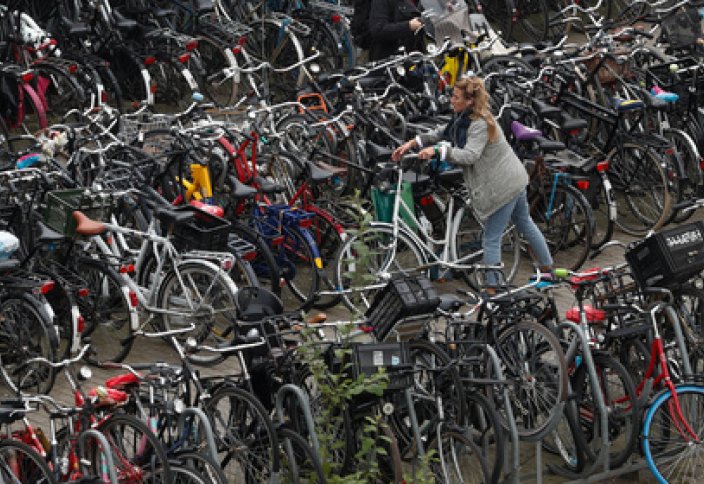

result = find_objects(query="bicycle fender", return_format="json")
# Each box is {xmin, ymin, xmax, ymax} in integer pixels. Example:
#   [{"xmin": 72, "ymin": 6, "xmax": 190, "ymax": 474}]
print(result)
[{"xmin": 295, "ymin": 227, "xmax": 324, "ymax": 269}]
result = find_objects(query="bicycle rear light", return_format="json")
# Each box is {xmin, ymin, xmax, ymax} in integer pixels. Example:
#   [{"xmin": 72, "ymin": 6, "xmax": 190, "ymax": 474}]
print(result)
[
  {"xmin": 178, "ymin": 53, "xmax": 191, "ymax": 64},
  {"xmin": 78, "ymin": 287, "xmax": 90, "ymax": 298},
  {"xmin": 596, "ymin": 161, "xmax": 609, "ymax": 172},
  {"xmin": 39, "ymin": 280, "xmax": 55, "ymax": 294},
  {"xmin": 20, "ymin": 71, "xmax": 34, "ymax": 83},
  {"xmin": 576, "ymin": 180, "xmax": 590, "ymax": 190},
  {"xmin": 186, "ymin": 39, "xmax": 198, "ymax": 51},
  {"xmin": 144, "ymin": 56, "xmax": 156, "ymax": 66}
]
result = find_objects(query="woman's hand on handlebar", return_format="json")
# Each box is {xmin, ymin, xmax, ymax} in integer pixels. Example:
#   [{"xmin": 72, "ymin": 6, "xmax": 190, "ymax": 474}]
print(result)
[
  {"xmin": 392, "ymin": 138, "xmax": 417, "ymax": 161},
  {"xmin": 418, "ymin": 146, "xmax": 436, "ymax": 160}
]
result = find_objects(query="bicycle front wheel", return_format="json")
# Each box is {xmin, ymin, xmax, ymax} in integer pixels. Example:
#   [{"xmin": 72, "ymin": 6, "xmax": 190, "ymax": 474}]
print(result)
[
  {"xmin": 158, "ymin": 260, "xmax": 238, "ymax": 366},
  {"xmin": 428, "ymin": 428, "xmax": 490, "ymax": 484},
  {"xmin": 205, "ymin": 386, "xmax": 279, "ymax": 484},
  {"xmin": 0, "ymin": 293, "xmax": 56, "ymax": 395},
  {"xmin": 643, "ymin": 385, "xmax": 704, "ymax": 484},
  {"xmin": 332, "ymin": 222, "xmax": 427, "ymax": 314},
  {"xmin": 0, "ymin": 438, "xmax": 55, "ymax": 484},
  {"xmin": 494, "ymin": 321, "xmax": 568, "ymax": 441},
  {"xmin": 93, "ymin": 413, "xmax": 171, "ymax": 483}
]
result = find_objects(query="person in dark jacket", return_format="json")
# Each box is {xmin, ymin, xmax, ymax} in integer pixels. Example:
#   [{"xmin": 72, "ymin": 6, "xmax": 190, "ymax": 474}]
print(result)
[{"xmin": 368, "ymin": 0, "xmax": 424, "ymax": 61}]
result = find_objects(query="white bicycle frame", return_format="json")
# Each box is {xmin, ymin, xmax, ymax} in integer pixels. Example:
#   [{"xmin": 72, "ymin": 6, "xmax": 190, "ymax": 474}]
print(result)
[
  {"xmin": 369, "ymin": 166, "xmax": 515, "ymax": 278},
  {"xmin": 83, "ymin": 214, "xmax": 237, "ymax": 332}
]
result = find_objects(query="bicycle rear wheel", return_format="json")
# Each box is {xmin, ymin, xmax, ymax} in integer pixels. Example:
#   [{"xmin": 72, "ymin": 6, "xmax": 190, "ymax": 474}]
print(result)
[{"xmin": 643, "ymin": 385, "xmax": 704, "ymax": 484}]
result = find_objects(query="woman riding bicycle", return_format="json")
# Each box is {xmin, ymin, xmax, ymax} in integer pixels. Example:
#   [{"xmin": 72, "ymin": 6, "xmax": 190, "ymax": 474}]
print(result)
[{"xmin": 392, "ymin": 76, "xmax": 553, "ymax": 288}]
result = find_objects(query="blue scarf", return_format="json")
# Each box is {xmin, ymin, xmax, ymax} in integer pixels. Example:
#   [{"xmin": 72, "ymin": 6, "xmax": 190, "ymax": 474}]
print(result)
[{"xmin": 441, "ymin": 110, "xmax": 472, "ymax": 148}]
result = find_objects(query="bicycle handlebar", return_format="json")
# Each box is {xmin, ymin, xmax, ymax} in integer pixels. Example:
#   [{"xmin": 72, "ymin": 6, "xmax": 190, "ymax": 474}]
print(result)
[
  {"xmin": 234, "ymin": 51, "xmax": 321, "ymax": 74},
  {"xmin": 22, "ymin": 345, "xmax": 91, "ymax": 369}
]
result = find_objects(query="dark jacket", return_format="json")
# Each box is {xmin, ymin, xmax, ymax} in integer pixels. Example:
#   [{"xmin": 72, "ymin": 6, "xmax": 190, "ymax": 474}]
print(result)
[{"xmin": 368, "ymin": 0, "xmax": 423, "ymax": 61}]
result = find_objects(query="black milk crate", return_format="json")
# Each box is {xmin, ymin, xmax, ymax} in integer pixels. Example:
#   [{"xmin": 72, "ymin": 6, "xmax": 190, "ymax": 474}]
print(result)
[
  {"xmin": 365, "ymin": 274, "xmax": 440, "ymax": 341},
  {"xmin": 351, "ymin": 342, "xmax": 413, "ymax": 393},
  {"xmin": 626, "ymin": 221, "xmax": 704, "ymax": 288},
  {"xmin": 171, "ymin": 206, "xmax": 231, "ymax": 252},
  {"xmin": 42, "ymin": 189, "xmax": 115, "ymax": 237}
]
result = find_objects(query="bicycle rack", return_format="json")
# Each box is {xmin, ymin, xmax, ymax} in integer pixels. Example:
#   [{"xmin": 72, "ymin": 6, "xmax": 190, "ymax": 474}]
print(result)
[
  {"xmin": 274, "ymin": 383, "xmax": 323, "ymax": 468},
  {"xmin": 545, "ymin": 321, "xmax": 610, "ymax": 481},
  {"xmin": 177, "ymin": 406, "xmax": 220, "ymax": 463},
  {"xmin": 78, "ymin": 429, "xmax": 119, "ymax": 484}
]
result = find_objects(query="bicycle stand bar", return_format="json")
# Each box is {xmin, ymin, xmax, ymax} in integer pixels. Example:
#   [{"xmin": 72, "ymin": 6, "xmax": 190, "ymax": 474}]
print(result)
[
  {"xmin": 564, "ymin": 459, "xmax": 650, "ymax": 483},
  {"xmin": 78, "ymin": 429, "xmax": 119, "ymax": 484},
  {"xmin": 274, "ymin": 383, "xmax": 321, "ymax": 453},
  {"xmin": 552, "ymin": 321, "xmax": 611, "ymax": 478},
  {"xmin": 482, "ymin": 344, "xmax": 520, "ymax": 484},
  {"xmin": 177, "ymin": 407, "xmax": 220, "ymax": 462}
]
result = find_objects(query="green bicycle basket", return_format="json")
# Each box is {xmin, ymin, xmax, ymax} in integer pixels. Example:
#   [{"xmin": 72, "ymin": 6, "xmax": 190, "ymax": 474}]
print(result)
[{"xmin": 371, "ymin": 181, "xmax": 417, "ymax": 230}]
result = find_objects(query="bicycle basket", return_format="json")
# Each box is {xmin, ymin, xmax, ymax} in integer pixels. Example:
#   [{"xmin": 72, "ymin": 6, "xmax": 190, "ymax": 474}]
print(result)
[
  {"xmin": 365, "ymin": 274, "xmax": 440, "ymax": 341},
  {"xmin": 424, "ymin": 4, "xmax": 471, "ymax": 45},
  {"xmin": 171, "ymin": 205, "xmax": 231, "ymax": 252},
  {"xmin": 118, "ymin": 112, "xmax": 174, "ymax": 144},
  {"xmin": 583, "ymin": 50, "xmax": 633, "ymax": 85},
  {"xmin": 351, "ymin": 342, "xmax": 413, "ymax": 393},
  {"xmin": 661, "ymin": 6, "xmax": 702, "ymax": 50},
  {"xmin": 42, "ymin": 189, "xmax": 115, "ymax": 237},
  {"xmin": 625, "ymin": 221, "xmax": 704, "ymax": 288}
]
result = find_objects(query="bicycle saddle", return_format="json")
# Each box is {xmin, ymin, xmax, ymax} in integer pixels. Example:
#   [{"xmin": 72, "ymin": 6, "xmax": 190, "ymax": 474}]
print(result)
[
  {"xmin": 111, "ymin": 10, "xmax": 137, "ymax": 30},
  {"xmin": 560, "ymin": 112, "xmax": 588, "ymax": 132},
  {"xmin": 72, "ymin": 211, "xmax": 107, "ymax": 236},
  {"xmin": 154, "ymin": 206, "xmax": 194, "ymax": 227},
  {"xmin": 366, "ymin": 141, "xmax": 393, "ymax": 162},
  {"xmin": 511, "ymin": 121, "xmax": 542, "ymax": 142},
  {"xmin": 228, "ymin": 175, "xmax": 257, "ymax": 199},
  {"xmin": 536, "ymin": 136, "xmax": 565, "ymax": 153},
  {"xmin": 0, "ymin": 400, "xmax": 26, "ymax": 424},
  {"xmin": 253, "ymin": 176, "xmax": 285, "ymax": 194},
  {"xmin": 531, "ymin": 99, "xmax": 561, "ymax": 120},
  {"xmin": 306, "ymin": 161, "xmax": 334, "ymax": 183}
]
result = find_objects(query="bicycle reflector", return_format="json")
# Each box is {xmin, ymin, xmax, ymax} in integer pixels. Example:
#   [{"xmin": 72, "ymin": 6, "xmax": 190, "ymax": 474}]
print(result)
[
  {"xmin": 576, "ymin": 180, "xmax": 590, "ymax": 190},
  {"xmin": 77, "ymin": 315, "xmax": 85, "ymax": 334},
  {"xmin": 331, "ymin": 14, "xmax": 341, "ymax": 23},
  {"xmin": 596, "ymin": 161, "xmax": 609, "ymax": 172},
  {"xmin": 178, "ymin": 53, "xmax": 191, "ymax": 64},
  {"xmin": 144, "ymin": 56, "xmax": 157, "ymax": 66},
  {"xmin": 38, "ymin": 280, "xmax": 55, "ymax": 294},
  {"xmin": 20, "ymin": 71, "xmax": 34, "ymax": 83},
  {"xmin": 128, "ymin": 290, "xmax": 138, "ymax": 308},
  {"xmin": 186, "ymin": 39, "xmax": 198, "ymax": 51},
  {"xmin": 78, "ymin": 288, "xmax": 90, "ymax": 298}
]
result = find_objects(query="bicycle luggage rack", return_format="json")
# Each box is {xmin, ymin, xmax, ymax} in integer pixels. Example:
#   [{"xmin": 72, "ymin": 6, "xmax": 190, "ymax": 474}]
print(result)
[{"xmin": 307, "ymin": 1, "xmax": 354, "ymax": 16}]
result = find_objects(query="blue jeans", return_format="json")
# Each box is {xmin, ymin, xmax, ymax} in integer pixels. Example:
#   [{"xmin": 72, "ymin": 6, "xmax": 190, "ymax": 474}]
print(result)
[{"xmin": 483, "ymin": 190, "xmax": 552, "ymax": 286}]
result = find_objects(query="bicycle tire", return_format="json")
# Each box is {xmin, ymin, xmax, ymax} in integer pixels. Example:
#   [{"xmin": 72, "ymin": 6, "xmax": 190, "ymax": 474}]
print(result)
[
  {"xmin": 76, "ymin": 258, "xmax": 135, "ymax": 365},
  {"xmin": 332, "ymin": 222, "xmax": 427, "ymax": 313},
  {"xmin": 277, "ymin": 427, "xmax": 326, "ymax": 484},
  {"xmin": 389, "ymin": 340, "xmax": 466, "ymax": 454},
  {"xmin": 172, "ymin": 450, "xmax": 228, "ymax": 484},
  {"xmin": 157, "ymin": 260, "xmax": 238, "ymax": 366},
  {"xmin": 93, "ymin": 413, "xmax": 172, "ymax": 482},
  {"xmin": 0, "ymin": 293, "xmax": 57, "ymax": 395},
  {"xmin": 609, "ymin": 143, "xmax": 673, "ymax": 236},
  {"xmin": 672, "ymin": 285, "xmax": 704, "ymax": 346},
  {"xmin": 204, "ymin": 385, "xmax": 279, "ymax": 483},
  {"xmin": 665, "ymin": 128, "xmax": 702, "ymax": 224},
  {"xmin": 465, "ymin": 392, "xmax": 506, "ymax": 484},
  {"xmin": 0, "ymin": 438, "xmax": 55, "ymax": 484},
  {"xmin": 230, "ymin": 221, "xmax": 283, "ymax": 297},
  {"xmin": 452, "ymin": 204, "xmax": 521, "ymax": 291},
  {"xmin": 529, "ymin": 182, "xmax": 594, "ymax": 271},
  {"xmin": 33, "ymin": 63, "xmax": 86, "ymax": 120},
  {"xmin": 493, "ymin": 320, "xmax": 568, "ymax": 441},
  {"xmin": 571, "ymin": 352, "xmax": 638, "ymax": 469},
  {"xmin": 588, "ymin": 171, "xmax": 616, "ymax": 249},
  {"xmin": 107, "ymin": 47, "xmax": 151, "ymax": 110},
  {"xmin": 169, "ymin": 463, "xmax": 210, "ymax": 483},
  {"xmin": 643, "ymin": 384, "xmax": 704, "ymax": 484},
  {"xmin": 196, "ymin": 35, "xmax": 238, "ymax": 107},
  {"xmin": 428, "ymin": 427, "xmax": 490, "ymax": 484},
  {"xmin": 509, "ymin": 0, "xmax": 550, "ymax": 42}
]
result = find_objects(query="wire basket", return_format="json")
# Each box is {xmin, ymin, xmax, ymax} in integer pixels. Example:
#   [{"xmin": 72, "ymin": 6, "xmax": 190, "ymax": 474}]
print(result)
[
  {"xmin": 118, "ymin": 113, "xmax": 174, "ymax": 144},
  {"xmin": 425, "ymin": 5, "xmax": 471, "ymax": 45}
]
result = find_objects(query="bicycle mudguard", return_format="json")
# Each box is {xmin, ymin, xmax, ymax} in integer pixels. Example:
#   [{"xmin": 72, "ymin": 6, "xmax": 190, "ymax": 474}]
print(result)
[{"xmin": 21, "ymin": 82, "xmax": 47, "ymax": 129}]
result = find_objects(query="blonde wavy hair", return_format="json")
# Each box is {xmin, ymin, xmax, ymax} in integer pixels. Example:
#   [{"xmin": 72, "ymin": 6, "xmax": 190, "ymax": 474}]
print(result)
[{"xmin": 454, "ymin": 77, "xmax": 498, "ymax": 143}]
